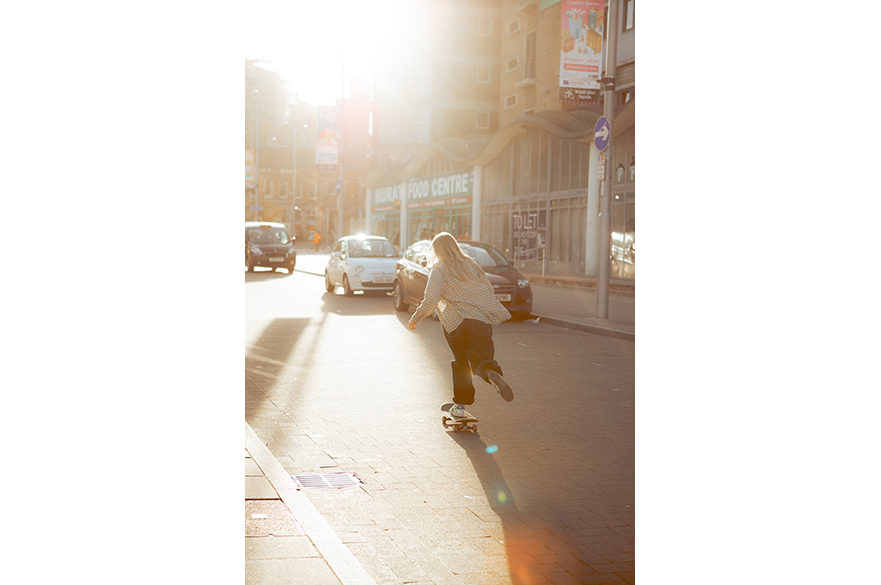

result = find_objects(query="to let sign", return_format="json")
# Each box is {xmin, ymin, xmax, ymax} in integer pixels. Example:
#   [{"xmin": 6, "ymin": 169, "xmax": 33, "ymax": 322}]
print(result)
[{"xmin": 512, "ymin": 210, "xmax": 547, "ymax": 263}]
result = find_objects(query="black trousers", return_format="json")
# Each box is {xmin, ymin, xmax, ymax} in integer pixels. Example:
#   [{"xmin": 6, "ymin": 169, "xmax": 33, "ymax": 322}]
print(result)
[{"xmin": 443, "ymin": 318, "xmax": 503, "ymax": 405}]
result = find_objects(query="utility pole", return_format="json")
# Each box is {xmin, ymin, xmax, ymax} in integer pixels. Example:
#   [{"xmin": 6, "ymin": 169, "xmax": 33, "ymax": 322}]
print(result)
[
  {"xmin": 254, "ymin": 90, "xmax": 261, "ymax": 222},
  {"xmin": 338, "ymin": 59, "xmax": 345, "ymax": 240},
  {"xmin": 596, "ymin": 0, "xmax": 618, "ymax": 319},
  {"xmin": 291, "ymin": 93, "xmax": 298, "ymax": 238}
]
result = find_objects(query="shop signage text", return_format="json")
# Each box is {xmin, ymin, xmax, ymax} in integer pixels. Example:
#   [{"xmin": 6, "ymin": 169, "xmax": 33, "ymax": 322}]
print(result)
[
  {"xmin": 371, "ymin": 184, "xmax": 407, "ymax": 211},
  {"xmin": 512, "ymin": 210, "xmax": 547, "ymax": 262},
  {"xmin": 371, "ymin": 171, "xmax": 475, "ymax": 212},
  {"xmin": 407, "ymin": 171, "xmax": 472, "ymax": 207}
]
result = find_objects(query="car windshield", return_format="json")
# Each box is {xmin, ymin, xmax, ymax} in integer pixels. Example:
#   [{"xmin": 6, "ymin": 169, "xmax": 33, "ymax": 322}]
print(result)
[
  {"xmin": 248, "ymin": 227, "xmax": 291, "ymax": 245},
  {"xmin": 349, "ymin": 239, "xmax": 397, "ymax": 258},
  {"xmin": 460, "ymin": 244, "xmax": 508, "ymax": 267}
]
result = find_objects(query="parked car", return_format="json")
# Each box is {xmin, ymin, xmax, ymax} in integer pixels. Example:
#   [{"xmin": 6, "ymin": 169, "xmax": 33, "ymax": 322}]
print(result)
[
  {"xmin": 245, "ymin": 222, "xmax": 296, "ymax": 273},
  {"xmin": 392, "ymin": 240, "xmax": 533, "ymax": 319},
  {"xmin": 324, "ymin": 235, "xmax": 400, "ymax": 296}
]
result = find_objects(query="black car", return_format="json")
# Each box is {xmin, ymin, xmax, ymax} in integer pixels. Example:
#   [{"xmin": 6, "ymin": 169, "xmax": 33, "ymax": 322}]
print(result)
[
  {"xmin": 245, "ymin": 222, "xmax": 297, "ymax": 273},
  {"xmin": 392, "ymin": 240, "xmax": 533, "ymax": 318}
]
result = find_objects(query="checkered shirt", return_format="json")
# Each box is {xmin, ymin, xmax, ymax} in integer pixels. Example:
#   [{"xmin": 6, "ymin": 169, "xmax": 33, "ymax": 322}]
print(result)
[{"xmin": 411, "ymin": 262, "xmax": 511, "ymax": 333}]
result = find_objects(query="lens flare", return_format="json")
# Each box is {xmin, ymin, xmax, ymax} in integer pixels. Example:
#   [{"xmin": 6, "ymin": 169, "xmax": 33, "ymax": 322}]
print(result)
[
  {"xmin": 496, "ymin": 490, "xmax": 508, "ymax": 504},
  {"xmin": 486, "ymin": 445, "xmax": 499, "ymax": 454}
]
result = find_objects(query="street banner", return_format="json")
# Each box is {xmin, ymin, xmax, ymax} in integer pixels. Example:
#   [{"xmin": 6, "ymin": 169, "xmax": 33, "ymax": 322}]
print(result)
[
  {"xmin": 512, "ymin": 210, "xmax": 547, "ymax": 263},
  {"xmin": 316, "ymin": 106, "xmax": 339, "ymax": 166},
  {"xmin": 559, "ymin": 0, "xmax": 604, "ymax": 105},
  {"xmin": 245, "ymin": 149, "xmax": 256, "ymax": 189}
]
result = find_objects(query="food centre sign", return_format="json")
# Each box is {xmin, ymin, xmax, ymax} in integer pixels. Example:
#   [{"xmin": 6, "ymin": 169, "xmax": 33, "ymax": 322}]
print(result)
[
  {"xmin": 371, "ymin": 184, "xmax": 406, "ymax": 212},
  {"xmin": 406, "ymin": 171, "xmax": 473, "ymax": 209},
  {"xmin": 370, "ymin": 171, "xmax": 474, "ymax": 212}
]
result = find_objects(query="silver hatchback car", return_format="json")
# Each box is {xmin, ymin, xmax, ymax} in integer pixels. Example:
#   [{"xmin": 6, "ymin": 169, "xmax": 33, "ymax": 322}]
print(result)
[{"xmin": 324, "ymin": 235, "xmax": 400, "ymax": 296}]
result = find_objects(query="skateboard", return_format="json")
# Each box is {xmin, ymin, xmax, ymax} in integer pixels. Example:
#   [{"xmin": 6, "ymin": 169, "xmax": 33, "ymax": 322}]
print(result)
[{"xmin": 440, "ymin": 402, "xmax": 478, "ymax": 433}]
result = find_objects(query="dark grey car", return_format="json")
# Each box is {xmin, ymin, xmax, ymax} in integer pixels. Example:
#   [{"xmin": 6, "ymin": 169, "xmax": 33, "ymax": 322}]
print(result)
[
  {"xmin": 245, "ymin": 222, "xmax": 297, "ymax": 273},
  {"xmin": 392, "ymin": 240, "xmax": 533, "ymax": 319}
]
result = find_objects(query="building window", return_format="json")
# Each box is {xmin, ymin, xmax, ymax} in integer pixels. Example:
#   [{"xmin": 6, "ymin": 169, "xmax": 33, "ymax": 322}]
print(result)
[
  {"xmin": 507, "ymin": 19, "xmax": 520, "ymax": 35},
  {"xmin": 525, "ymin": 31, "xmax": 536, "ymax": 79},
  {"xmin": 625, "ymin": 0, "xmax": 635, "ymax": 30},
  {"xmin": 476, "ymin": 111, "xmax": 490, "ymax": 129},
  {"xmin": 478, "ymin": 18, "xmax": 492, "ymax": 36},
  {"xmin": 505, "ymin": 94, "xmax": 518, "ymax": 110},
  {"xmin": 477, "ymin": 65, "xmax": 491, "ymax": 83},
  {"xmin": 506, "ymin": 57, "xmax": 519, "ymax": 73}
]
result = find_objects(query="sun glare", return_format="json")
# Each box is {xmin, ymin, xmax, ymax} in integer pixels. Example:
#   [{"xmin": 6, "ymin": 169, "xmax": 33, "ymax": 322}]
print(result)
[{"xmin": 246, "ymin": 0, "xmax": 419, "ymax": 106}]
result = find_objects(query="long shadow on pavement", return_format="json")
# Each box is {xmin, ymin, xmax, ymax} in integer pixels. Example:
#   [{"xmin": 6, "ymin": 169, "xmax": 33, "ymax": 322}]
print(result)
[
  {"xmin": 246, "ymin": 270, "xmax": 635, "ymax": 584},
  {"xmin": 444, "ymin": 326, "xmax": 636, "ymax": 585},
  {"xmin": 245, "ymin": 318, "xmax": 310, "ymax": 426},
  {"xmin": 449, "ymin": 431, "xmax": 595, "ymax": 585}
]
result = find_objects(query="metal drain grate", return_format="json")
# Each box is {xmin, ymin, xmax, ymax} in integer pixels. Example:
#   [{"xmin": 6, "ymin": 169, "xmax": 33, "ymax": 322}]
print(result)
[{"xmin": 292, "ymin": 472, "xmax": 363, "ymax": 489}]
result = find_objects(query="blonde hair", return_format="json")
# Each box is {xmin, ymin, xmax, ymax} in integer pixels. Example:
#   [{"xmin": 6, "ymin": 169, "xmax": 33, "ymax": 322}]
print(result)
[{"xmin": 429, "ymin": 232, "xmax": 483, "ymax": 281}]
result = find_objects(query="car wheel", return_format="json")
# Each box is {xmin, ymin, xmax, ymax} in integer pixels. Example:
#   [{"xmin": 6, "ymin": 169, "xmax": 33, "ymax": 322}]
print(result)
[
  {"xmin": 343, "ymin": 275, "xmax": 355, "ymax": 297},
  {"xmin": 393, "ymin": 281, "xmax": 409, "ymax": 312},
  {"xmin": 325, "ymin": 272, "xmax": 335, "ymax": 293}
]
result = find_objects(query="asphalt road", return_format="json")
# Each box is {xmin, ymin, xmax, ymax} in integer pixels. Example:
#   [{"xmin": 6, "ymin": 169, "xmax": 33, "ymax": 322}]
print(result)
[{"xmin": 246, "ymin": 255, "xmax": 635, "ymax": 585}]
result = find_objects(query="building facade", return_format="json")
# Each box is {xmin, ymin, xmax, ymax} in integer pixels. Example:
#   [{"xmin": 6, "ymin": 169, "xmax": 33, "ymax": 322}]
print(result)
[
  {"xmin": 246, "ymin": 61, "xmax": 373, "ymax": 243},
  {"xmin": 364, "ymin": 0, "xmax": 635, "ymax": 282}
]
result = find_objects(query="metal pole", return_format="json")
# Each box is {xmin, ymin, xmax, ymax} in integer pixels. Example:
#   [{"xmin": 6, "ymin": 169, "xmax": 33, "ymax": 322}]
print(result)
[
  {"xmin": 255, "ymin": 90, "xmax": 260, "ymax": 222},
  {"xmin": 597, "ymin": 0, "xmax": 618, "ymax": 319},
  {"xmin": 338, "ymin": 58, "xmax": 345, "ymax": 239},
  {"xmin": 292, "ymin": 93, "xmax": 298, "ymax": 238}
]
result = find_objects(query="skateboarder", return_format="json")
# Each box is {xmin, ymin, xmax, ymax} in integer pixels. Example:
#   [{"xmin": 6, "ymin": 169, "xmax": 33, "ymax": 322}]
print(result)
[{"xmin": 407, "ymin": 232, "xmax": 514, "ymax": 417}]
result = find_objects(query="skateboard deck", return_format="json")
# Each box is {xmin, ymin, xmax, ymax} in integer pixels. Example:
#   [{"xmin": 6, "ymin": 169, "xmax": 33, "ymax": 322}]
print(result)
[{"xmin": 440, "ymin": 402, "xmax": 478, "ymax": 433}]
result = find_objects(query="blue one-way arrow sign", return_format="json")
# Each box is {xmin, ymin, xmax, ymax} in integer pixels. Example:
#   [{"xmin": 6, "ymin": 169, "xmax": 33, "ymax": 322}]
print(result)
[{"xmin": 594, "ymin": 116, "xmax": 611, "ymax": 151}]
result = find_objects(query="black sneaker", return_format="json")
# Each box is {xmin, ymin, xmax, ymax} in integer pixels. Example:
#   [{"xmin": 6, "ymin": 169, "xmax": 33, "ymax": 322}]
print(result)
[{"xmin": 488, "ymin": 371, "xmax": 514, "ymax": 402}]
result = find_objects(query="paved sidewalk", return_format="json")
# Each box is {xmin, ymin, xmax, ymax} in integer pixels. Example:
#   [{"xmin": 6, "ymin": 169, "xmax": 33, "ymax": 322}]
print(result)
[
  {"xmin": 528, "ymin": 282, "xmax": 634, "ymax": 341},
  {"xmin": 248, "ymin": 255, "xmax": 635, "ymax": 584},
  {"xmin": 246, "ymin": 422, "xmax": 378, "ymax": 585}
]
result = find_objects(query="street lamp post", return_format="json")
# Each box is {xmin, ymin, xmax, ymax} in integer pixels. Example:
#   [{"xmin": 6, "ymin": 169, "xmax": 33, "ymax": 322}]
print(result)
[
  {"xmin": 338, "ymin": 59, "xmax": 345, "ymax": 240},
  {"xmin": 251, "ymin": 89, "xmax": 261, "ymax": 222},
  {"xmin": 292, "ymin": 95, "xmax": 298, "ymax": 236},
  {"xmin": 596, "ymin": 0, "xmax": 618, "ymax": 319}
]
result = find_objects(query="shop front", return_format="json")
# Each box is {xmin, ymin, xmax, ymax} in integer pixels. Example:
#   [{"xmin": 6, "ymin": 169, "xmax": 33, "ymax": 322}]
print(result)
[
  {"xmin": 369, "ymin": 170, "xmax": 476, "ymax": 249},
  {"xmin": 405, "ymin": 170, "xmax": 474, "ymax": 243},
  {"xmin": 368, "ymin": 183, "xmax": 406, "ymax": 247},
  {"xmin": 479, "ymin": 127, "xmax": 598, "ymax": 278}
]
